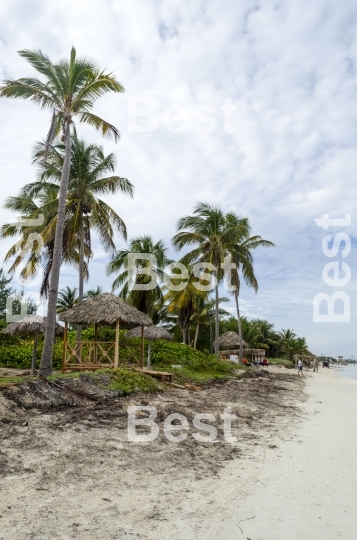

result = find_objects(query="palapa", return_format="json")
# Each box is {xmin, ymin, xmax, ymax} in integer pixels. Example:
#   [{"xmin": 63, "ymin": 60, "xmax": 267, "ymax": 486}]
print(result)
[
  {"xmin": 59, "ymin": 293, "xmax": 152, "ymax": 326},
  {"xmin": 2, "ymin": 316, "xmax": 64, "ymax": 376},
  {"xmin": 126, "ymin": 325, "xmax": 173, "ymax": 369},
  {"xmin": 217, "ymin": 331, "xmax": 248, "ymax": 350},
  {"xmin": 126, "ymin": 326, "xmax": 173, "ymax": 341},
  {"xmin": 59, "ymin": 293, "xmax": 153, "ymax": 370},
  {"xmin": 2, "ymin": 315, "xmax": 64, "ymax": 336}
]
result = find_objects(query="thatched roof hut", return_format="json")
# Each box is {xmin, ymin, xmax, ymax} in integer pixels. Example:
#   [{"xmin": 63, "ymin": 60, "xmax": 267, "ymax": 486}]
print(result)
[
  {"xmin": 59, "ymin": 293, "xmax": 152, "ymax": 326},
  {"xmin": 2, "ymin": 316, "xmax": 64, "ymax": 336},
  {"xmin": 217, "ymin": 331, "xmax": 248, "ymax": 350},
  {"xmin": 2, "ymin": 316, "xmax": 64, "ymax": 375},
  {"xmin": 59, "ymin": 293, "xmax": 153, "ymax": 370},
  {"xmin": 126, "ymin": 326, "xmax": 173, "ymax": 341},
  {"xmin": 126, "ymin": 325, "xmax": 172, "ymax": 369}
]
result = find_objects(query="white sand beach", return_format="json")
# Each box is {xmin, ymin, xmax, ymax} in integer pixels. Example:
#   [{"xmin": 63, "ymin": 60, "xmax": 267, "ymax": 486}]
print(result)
[
  {"xmin": 186, "ymin": 368, "xmax": 357, "ymax": 540},
  {"xmin": 1, "ymin": 368, "xmax": 356, "ymax": 539}
]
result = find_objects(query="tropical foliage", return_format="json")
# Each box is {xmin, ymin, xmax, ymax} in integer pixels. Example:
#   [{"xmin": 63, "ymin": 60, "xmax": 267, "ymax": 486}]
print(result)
[
  {"xmin": 107, "ymin": 235, "xmax": 171, "ymax": 319},
  {"xmin": 0, "ymin": 47, "xmax": 124, "ymax": 375}
]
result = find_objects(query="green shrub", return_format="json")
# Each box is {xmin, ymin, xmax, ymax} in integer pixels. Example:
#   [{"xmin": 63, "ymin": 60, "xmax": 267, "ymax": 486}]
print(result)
[
  {"xmin": 0, "ymin": 338, "xmax": 63, "ymax": 370},
  {"xmin": 0, "ymin": 327, "xmax": 235, "ymax": 383},
  {"xmin": 268, "ymin": 358, "xmax": 294, "ymax": 369}
]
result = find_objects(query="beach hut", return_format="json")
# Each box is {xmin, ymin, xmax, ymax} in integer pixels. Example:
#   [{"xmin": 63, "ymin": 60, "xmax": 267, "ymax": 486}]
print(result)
[
  {"xmin": 126, "ymin": 325, "xmax": 173, "ymax": 369},
  {"xmin": 59, "ymin": 293, "xmax": 152, "ymax": 372},
  {"xmin": 2, "ymin": 316, "xmax": 64, "ymax": 376},
  {"xmin": 217, "ymin": 331, "xmax": 248, "ymax": 350}
]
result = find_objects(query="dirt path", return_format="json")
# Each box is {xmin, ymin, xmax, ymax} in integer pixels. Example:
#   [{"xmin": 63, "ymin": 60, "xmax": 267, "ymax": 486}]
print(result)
[{"xmin": 0, "ymin": 369, "xmax": 304, "ymax": 539}]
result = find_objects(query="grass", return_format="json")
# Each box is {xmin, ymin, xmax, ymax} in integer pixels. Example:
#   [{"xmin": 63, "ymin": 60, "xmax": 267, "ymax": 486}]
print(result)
[
  {"xmin": 48, "ymin": 368, "xmax": 158, "ymax": 395},
  {"xmin": 268, "ymin": 358, "xmax": 294, "ymax": 369},
  {"xmin": 0, "ymin": 375, "xmax": 34, "ymax": 384},
  {"xmin": 0, "ymin": 360, "xmax": 236, "ymax": 391}
]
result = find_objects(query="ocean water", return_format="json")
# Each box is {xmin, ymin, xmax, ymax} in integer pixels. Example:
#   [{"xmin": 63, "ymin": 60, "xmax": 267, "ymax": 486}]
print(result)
[{"xmin": 332, "ymin": 365, "xmax": 357, "ymax": 380}]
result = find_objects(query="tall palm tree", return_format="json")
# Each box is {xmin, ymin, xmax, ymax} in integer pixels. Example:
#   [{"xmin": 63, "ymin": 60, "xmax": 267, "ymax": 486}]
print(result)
[
  {"xmin": 107, "ymin": 236, "xmax": 171, "ymax": 318},
  {"xmin": 226, "ymin": 214, "xmax": 275, "ymax": 362},
  {"xmin": 33, "ymin": 132, "xmax": 133, "ymax": 342},
  {"xmin": 1, "ymin": 47, "xmax": 124, "ymax": 376},
  {"xmin": 172, "ymin": 202, "xmax": 247, "ymax": 354}
]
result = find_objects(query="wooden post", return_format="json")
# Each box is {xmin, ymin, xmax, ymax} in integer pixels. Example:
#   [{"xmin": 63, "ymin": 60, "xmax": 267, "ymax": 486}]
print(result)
[
  {"xmin": 148, "ymin": 340, "xmax": 151, "ymax": 369},
  {"xmin": 114, "ymin": 319, "xmax": 120, "ymax": 369},
  {"xmin": 31, "ymin": 332, "xmax": 38, "ymax": 376},
  {"xmin": 94, "ymin": 323, "xmax": 98, "ymax": 364},
  {"xmin": 140, "ymin": 325, "xmax": 145, "ymax": 369},
  {"xmin": 62, "ymin": 322, "xmax": 68, "ymax": 374}
]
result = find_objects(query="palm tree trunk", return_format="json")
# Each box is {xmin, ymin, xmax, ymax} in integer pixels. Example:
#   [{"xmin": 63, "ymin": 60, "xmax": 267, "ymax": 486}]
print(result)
[
  {"xmin": 76, "ymin": 218, "xmax": 84, "ymax": 359},
  {"xmin": 214, "ymin": 272, "xmax": 219, "ymax": 355},
  {"xmin": 39, "ymin": 122, "xmax": 71, "ymax": 377},
  {"xmin": 193, "ymin": 323, "xmax": 200, "ymax": 349},
  {"xmin": 187, "ymin": 325, "xmax": 190, "ymax": 346},
  {"xmin": 234, "ymin": 291, "xmax": 243, "ymax": 364},
  {"xmin": 182, "ymin": 327, "xmax": 186, "ymax": 344}
]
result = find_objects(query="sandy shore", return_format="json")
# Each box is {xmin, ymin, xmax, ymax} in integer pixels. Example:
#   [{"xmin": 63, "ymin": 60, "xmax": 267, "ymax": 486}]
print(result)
[
  {"xmin": 0, "ymin": 367, "xmax": 356, "ymax": 539},
  {"xmin": 198, "ymin": 368, "xmax": 357, "ymax": 540}
]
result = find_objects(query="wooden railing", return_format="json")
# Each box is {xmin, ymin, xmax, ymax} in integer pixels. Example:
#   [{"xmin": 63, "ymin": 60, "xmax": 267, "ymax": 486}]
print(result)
[{"xmin": 62, "ymin": 341, "xmax": 142, "ymax": 372}]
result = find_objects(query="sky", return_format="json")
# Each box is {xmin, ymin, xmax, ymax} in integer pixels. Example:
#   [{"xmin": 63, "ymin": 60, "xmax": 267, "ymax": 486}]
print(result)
[{"xmin": 0, "ymin": 0, "xmax": 356, "ymax": 358}]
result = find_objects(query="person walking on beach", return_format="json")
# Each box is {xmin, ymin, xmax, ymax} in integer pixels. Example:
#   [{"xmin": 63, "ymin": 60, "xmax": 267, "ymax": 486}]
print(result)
[{"xmin": 298, "ymin": 359, "xmax": 304, "ymax": 376}]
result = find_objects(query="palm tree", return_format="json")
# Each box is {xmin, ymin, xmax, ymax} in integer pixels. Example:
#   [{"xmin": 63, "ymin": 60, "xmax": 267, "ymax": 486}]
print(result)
[
  {"xmin": 33, "ymin": 132, "xmax": 133, "ymax": 343},
  {"xmin": 84, "ymin": 286, "xmax": 103, "ymax": 298},
  {"xmin": 282, "ymin": 336, "xmax": 309, "ymax": 361},
  {"xmin": 1, "ymin": 183, "xmax": 90, "ymax": 296},
  {"xmin": 172, "ymin": 202, "xmax": 247, "ymax": 354},
  {"xmin": 247, "ymin": 319, "xmax": 279, "ymax": 353},
  {"xmin": 190, "ymin": 295, "xmax": 229, "ymax": 349},
  {"xmin": 107, "ymin": 236, "xmax": 171, "ymax": 318},
  {"xmin": 165, "ymin": 268, "xmax": 204, "ymax": 345},
  {"xmin": 226, "ymin": 214, "xmax": 275, "ymax": 362},
  {"xmin": 1, "ymin": 47, "xmax": 124, "ymax": 376},
  {"xmin": 56, "ymin": 286, "xmax": 78, "ymax": 313}
]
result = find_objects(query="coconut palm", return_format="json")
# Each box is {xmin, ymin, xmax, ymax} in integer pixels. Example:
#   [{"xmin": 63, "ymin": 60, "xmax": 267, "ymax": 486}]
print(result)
[
  {"xmin": 282, "ymin": 336, "xmax": 309, "ymax": 361},
  {"xmin": 56, "ymin": 286, "xmax": 78, "ymax": 313},
  {"xmin": 107, "ymin": 236, "xmax": 171, "ymax": 318},
  {"xmin": 172, "ymin": 203, "xmax": 248, "ymax": 354},
  {"xmin": 190, "ymin": 294, "xmax": 229, "ymax": 349},
  {"xmin": 225, "ymin": 214, "xmax": 275, "ymax": 362},
  {"xmin": 84, "ymin": 286, "xmax": 103, "ymax": 298},
  {"xmin": 32, "ymin": 132, "xmax": 133, "ymax": 343},
  {"xmin": 1, "ymin": 183, "xmax": 90, "ymax": 296},
  {"xmin": 1, "ymin": 47, "xmax": 124, "ymax": 375},
  {"xmin": 247, "ymin": 319, "xmax": 279, "ymax": 352},
  {"xmin": 165, "ymin": 268, "xmax": 204, "ymax": 345}
]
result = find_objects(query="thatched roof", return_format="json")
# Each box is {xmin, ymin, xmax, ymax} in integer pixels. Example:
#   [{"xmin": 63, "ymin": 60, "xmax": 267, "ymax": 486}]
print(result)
[
  {"xmin": 218, "ymin": 331, "xmax": 248, "ymax": 350},
  {"xmin": 2, "ymin": 316, "xmax": 64, "ymax": 336},
  {"xmin": 220, "ymin": 348, "xmax": 265, "ymax": 355},
  {"xmin": 126, "ymin": 325, "xmax": 173, "ymax": 341},
  {"xmin": 59, "ymin": 293, "xmax": 152, "ymax": 326}
]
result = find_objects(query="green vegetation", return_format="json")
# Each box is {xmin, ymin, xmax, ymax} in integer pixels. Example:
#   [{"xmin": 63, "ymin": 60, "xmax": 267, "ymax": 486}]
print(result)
[
  {"xmin": 49, "ymin": 368, "xmax": 158, "ymax": 394},
  {"xmin": 268, "ymin": 358, "xmax": 294, "ymax": 369},
  {"xmin": 0, "ymin": 47, "xmax": 310, "ymax": 380}
]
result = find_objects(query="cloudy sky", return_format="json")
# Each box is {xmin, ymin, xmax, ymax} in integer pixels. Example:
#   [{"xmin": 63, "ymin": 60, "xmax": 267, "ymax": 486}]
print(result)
[{"xmin": 0, "ymin": 0, "xmax": 356, "ymax": 357}]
